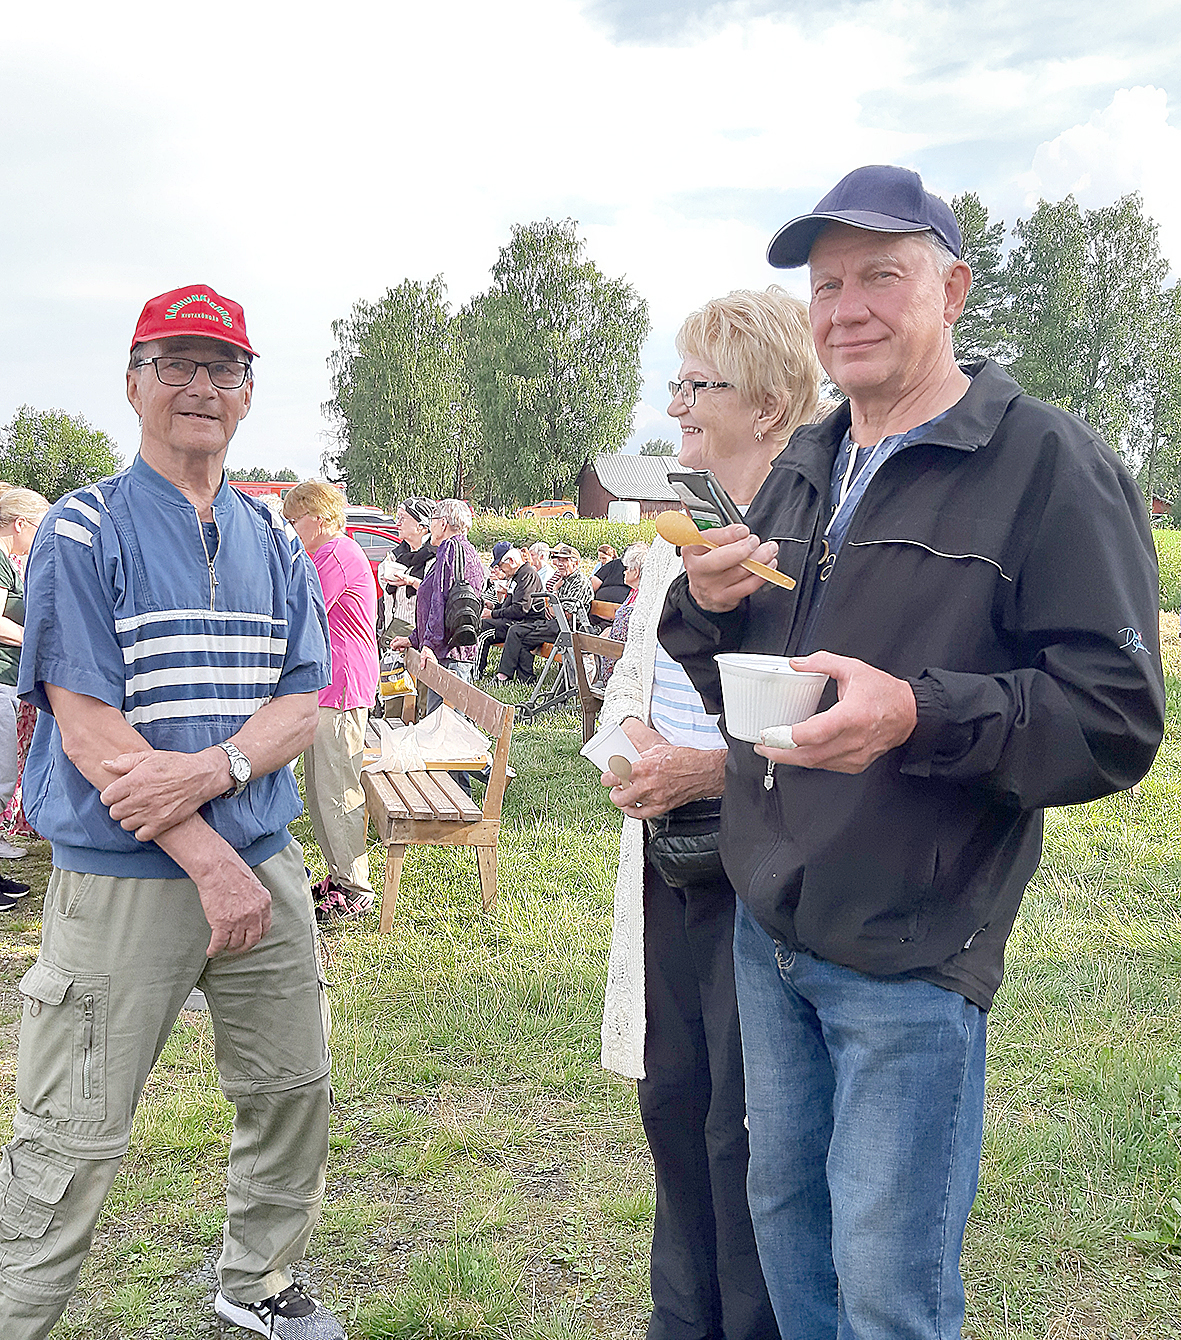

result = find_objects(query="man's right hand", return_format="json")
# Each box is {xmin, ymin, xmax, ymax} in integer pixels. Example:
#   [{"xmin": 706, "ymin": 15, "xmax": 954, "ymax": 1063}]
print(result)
[
  {"xmin": 681, "ymin": 522, "xmax": 781, "ymax": 613},
  {"xmin": 189, "ymin": 845, "xmax": 273, "ymax": 956}
]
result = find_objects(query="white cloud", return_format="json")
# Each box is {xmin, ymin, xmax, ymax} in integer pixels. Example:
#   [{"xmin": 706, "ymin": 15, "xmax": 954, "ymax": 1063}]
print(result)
[{"xmin": 1021, "ymin": 86, "xmax": 1181, "ymax": 272}]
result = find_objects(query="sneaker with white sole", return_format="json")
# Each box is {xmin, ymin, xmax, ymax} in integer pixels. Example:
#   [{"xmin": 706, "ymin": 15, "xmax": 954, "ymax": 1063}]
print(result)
[
  {"xmin": 0, "ymin": 841, "xmax": 27, "ymax": 859},
  {"xmin": 213, "ymin": 1283, "xmax": 345, "ymax": 1338}
]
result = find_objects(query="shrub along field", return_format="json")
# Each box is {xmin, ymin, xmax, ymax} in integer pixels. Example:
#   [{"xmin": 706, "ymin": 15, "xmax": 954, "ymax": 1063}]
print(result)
[
  {"xmin": 469, "ymin": 516, "xmax": 657, "ymax": 559},
  {"xmin": 1, "ymin": 635, "xmax": 1181, "ymax": 1338}
]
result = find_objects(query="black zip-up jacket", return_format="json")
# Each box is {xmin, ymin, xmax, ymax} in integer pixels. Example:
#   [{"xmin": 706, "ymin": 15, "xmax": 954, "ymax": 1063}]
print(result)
[
  {"xmin": 659, "ymin": 361, "xmax": 1165, "ymax": 1008},
  {"xmin": 492, "ymin": 563, "xmax": 543, "ymax": 621}
]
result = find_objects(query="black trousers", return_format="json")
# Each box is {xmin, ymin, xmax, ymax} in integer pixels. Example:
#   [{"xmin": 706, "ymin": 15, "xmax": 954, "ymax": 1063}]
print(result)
[
  {"xmin": 478, "ymin": 618, "xmax": 511, "ymax": 676},
  {"xmin": 638, "ymin": 856, "xmax": 779, "ymax": 1340},
  {"xmin": 497, "ymin": 618, "xmax": 555, "ymax": 678}
]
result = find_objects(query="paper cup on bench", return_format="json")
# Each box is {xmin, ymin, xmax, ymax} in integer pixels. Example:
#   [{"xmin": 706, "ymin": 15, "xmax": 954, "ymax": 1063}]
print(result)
[
  {"xmin": 580, "ymin": 721, "xmax": 642, "ymax": 776},
  {"xmin": 714, "ymin": 654, "xmax": 829, "ymax": 745}
]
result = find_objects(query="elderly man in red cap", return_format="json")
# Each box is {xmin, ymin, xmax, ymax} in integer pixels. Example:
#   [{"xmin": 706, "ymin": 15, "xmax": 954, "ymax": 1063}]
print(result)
[
  {"xmin": 660, "ymin": 168, "xmax": 1165, "ymax": 1337},
  {"xmin": 0, "ymin": 287, "xmax": 345, "ymax": 1339}
]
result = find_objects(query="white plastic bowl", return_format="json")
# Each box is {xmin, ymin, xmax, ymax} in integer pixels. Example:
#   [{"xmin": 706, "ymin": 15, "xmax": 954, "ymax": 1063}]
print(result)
[{"xmin": 715, "ymin": 653, "xmax": 829, "ymax": 744}]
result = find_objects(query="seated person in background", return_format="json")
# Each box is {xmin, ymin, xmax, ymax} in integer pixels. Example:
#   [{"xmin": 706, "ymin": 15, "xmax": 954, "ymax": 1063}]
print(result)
[
  {"xmin": 599, "ymin": 541, "xmax": 648, "ymax": 685},
  {"xmin": 527, "ymin": 540, "xmax": 554, "ymax": 587},
  {"xmin": 478, "ymin": 545, "xmax": 542, "ymax": 677},
  {"xmin": 591, "ymin": 548, "xmax": 630, "ymax": 606},
  {"xmin": 592, "ymin": 544, "xmax": 617, "ymax": 575},
  {"xmin": 495, "ymin": 543, "xmax": 591, "ymax": 683},
  {"xmin": 482, "ymin": 541, "xmax": 511, "ymax": 608}
]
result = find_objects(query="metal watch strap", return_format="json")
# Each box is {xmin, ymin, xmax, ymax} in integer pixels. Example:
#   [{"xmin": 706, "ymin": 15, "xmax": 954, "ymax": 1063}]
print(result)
[{"xmin": 216, "ymin": 741, "xmax": 251, "ymax": 799}]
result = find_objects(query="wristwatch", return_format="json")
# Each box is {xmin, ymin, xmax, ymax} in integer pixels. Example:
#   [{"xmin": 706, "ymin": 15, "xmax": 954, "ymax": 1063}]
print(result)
[{"xmin": 216, "ymin": 741, "xmax": 252, "ymax": 799}]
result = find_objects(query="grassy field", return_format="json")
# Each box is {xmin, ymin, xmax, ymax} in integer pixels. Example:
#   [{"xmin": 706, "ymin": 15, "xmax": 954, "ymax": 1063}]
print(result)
[{"xmin": 2, "ymin": 633, "xmax": 1181, "ymax": 1338}]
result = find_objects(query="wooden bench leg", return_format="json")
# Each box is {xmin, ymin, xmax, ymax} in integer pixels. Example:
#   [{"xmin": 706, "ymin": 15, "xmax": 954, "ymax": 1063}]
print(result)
[
  {"xmin": 379, "ymin": 845, "xmax": 406, "ymax": 933},
  {"xmin": 476, "ymin": 846, "xmax": 498, "ymax": 913}
]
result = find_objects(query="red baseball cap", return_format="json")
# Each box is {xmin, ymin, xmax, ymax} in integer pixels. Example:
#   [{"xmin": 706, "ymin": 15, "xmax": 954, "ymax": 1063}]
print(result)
[{"xmin": 130, "ymin": 284, "xmax": 258, "ymax": 357}]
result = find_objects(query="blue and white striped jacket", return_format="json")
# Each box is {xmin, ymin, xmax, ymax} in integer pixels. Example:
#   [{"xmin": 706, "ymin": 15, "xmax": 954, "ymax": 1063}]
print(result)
[{"xmin": 19, "ymin": 455, "xmax": 330, "ymax": 877}]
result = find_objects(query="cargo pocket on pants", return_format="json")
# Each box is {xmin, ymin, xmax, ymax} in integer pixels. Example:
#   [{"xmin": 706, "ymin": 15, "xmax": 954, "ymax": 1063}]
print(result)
[
  {"xmin": 16, "ymin": 961, "xmax": 109, "ymax": 1123},
  {"xmin": 0, "ymin": 1143, "xmax": 75, "ymax": 1267}
]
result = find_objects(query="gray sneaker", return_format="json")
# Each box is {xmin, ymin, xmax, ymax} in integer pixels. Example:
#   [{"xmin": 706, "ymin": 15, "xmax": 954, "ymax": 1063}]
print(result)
[{"xmin": 214, "ymin": 1283, "xmax": 345, "ymax": 1338}]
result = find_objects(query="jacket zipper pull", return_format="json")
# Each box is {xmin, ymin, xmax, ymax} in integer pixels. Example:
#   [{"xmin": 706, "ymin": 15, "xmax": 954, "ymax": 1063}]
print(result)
[
  {"xmin": 208, "ymin": 560, "xmax": 218, "ymax": 610},
  {"xmin": 763, "ymin": 758, "xmax": 776, "ymax": 791}
]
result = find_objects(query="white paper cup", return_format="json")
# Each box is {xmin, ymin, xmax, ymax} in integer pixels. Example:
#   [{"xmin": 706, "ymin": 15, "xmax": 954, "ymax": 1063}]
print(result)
[
  {"xmin": 714, "ymin": 654, "xmax": 829, "ymax": 744},
  {"xmin": 580, "ymin": 721, "xmax": 642, "ymax": 774}
]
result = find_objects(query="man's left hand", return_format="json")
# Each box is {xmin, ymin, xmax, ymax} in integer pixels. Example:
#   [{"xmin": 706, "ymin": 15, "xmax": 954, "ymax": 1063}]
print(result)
[
  {"xmin": 100, "ymin": 748, "xmax": 223, "ymax": 841},
  {"xmin": 754, "ymin": 651, "xmax": 917, "ymax": 774}
]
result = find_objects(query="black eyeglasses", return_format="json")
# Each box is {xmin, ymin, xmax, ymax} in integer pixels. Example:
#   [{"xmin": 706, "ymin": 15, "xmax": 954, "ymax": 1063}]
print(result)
[
  {"xmin": 134, "ymin": 356, "xmax": 252, "ymax": 389},
  {"xmin": 669, "ymin": 378, "xmax": 733, "ymax": 408}
]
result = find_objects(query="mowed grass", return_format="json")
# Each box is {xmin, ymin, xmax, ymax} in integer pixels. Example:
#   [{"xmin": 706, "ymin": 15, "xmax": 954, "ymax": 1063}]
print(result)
[{"xmin": 1, "ymin": 638, "xmax": 1181, "ymax": 1336}]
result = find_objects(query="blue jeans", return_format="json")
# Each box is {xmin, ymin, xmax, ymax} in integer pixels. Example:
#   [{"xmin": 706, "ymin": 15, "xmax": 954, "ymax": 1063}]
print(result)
[{"xmin": 732, "ymin": 901, "xmax": 986, "ymax": 1340}]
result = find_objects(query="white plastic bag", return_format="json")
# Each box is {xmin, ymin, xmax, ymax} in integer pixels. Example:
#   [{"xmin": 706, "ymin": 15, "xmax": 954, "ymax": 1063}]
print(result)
[{"xmin": 363, "ymin": 704, "xmax": 491, "ymax": 774}]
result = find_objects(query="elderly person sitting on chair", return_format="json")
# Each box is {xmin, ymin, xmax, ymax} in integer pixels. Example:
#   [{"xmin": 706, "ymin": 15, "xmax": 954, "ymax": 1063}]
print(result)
[
  {"xmin": 494, "ymin": 544, "xmax": 591, "ymax": 684},
  {"xmin": 478, "ymin": 544, "xmax": 542, "ymax": 678}
]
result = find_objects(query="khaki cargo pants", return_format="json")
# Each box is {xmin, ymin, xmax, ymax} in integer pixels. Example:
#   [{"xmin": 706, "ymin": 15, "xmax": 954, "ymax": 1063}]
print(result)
[{"xmin": 0, "ymin": 840, "xmax": 332, "ymax": 1340}]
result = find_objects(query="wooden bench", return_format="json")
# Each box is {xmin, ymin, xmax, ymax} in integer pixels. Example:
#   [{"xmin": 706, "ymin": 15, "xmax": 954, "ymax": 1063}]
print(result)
[
  {"xmin": 571, "ymin": 629, "xmax": 626, "ymax": 743},
  {"xmin": 589, "ymin": 599, "xmax": 621, "ymax": 628},
  {"xmin": 362, "ymin": 649, "xmax": 514, "ymax": 929}
]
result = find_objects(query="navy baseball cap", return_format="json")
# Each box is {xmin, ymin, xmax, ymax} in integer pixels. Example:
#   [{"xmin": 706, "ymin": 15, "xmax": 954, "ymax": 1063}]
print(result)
[
  {"xmin": 491, "ymin": 541, "xmax": 512, "ymax": 565},
  {"xmin": 767, "ymin": 165, "xmax": 962, "ymax": 269}
]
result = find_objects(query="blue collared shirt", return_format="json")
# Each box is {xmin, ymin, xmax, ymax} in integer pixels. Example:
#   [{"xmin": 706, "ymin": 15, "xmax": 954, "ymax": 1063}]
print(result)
[{"xmin": 19, "ymin": 455, "xmax": 330, "ymax": 877}]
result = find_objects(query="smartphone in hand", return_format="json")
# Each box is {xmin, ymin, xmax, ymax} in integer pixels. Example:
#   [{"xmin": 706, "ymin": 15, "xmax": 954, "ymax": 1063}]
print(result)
[{"xmin": 667, "ymin": 470, "xmax": 745, "ymax": 531}]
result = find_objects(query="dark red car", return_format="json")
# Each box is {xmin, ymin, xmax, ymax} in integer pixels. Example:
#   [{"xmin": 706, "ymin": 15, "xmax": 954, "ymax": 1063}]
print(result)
[{"xmin": 344, "ymin": 507, "xmax": 401, "ymax": 592}]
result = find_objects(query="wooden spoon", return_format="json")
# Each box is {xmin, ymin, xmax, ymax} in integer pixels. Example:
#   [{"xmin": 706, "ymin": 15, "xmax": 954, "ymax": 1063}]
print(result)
[
  {"xmin": 656, "ymin": 510, "xmax": 796, "ymax": 591},
  {"xmin": 607, "ymin": 755, "xmax": 633, "ymax": 782}
]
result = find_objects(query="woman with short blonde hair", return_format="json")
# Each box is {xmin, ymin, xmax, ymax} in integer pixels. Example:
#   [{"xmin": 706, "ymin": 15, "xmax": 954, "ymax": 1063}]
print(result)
[
  {"xmin": 281, "ymin": 482, "xmax": 379, "ymax": 922},
  {"xmin": 281, "ymin": 480, "xmax": 346, "ymax": 535},
  {"xmin": 675, "ymin": 284, "xmax": 821, "ymax": 448},
  {"xmin": 597, "ymin": 287, "xmax": 819, "ymax": 1340}
]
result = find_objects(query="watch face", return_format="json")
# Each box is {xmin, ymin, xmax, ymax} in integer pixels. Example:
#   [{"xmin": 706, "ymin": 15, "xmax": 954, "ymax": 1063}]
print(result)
[{"xmin": 221, "ymin": 743, "xmax": 251, "ymax": 789}]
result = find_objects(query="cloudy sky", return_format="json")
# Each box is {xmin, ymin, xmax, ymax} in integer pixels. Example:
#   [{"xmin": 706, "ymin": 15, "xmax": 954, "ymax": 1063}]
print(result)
[{"xmin": 2, "ymin": 0, "xmax": 1180, "ymax": 483}]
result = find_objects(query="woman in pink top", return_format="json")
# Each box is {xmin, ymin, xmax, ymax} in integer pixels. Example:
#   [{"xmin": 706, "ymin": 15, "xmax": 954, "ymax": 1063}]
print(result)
[{"xmin": 283, "ymin": 482, "xmax": 379, "ymax": 921}]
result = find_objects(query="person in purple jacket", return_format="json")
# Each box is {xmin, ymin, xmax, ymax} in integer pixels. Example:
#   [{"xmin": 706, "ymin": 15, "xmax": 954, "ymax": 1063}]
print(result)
[{"xmin": 391, "ymin": 498, "xmax": 484, "ymax": 712}]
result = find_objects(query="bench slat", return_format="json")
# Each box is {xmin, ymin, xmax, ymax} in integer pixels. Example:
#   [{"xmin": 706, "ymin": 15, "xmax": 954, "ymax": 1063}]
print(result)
[
  {"xmin": 385, "ymin": 770, "xmax": 433, "ymax": 820},
  {"xmin": 577, "ymin": 633, "xmax": 625, "ymax": 658},
  {"xmin": 366, "ymin": 769, "xmax": 409, "ymax": 820},
  {"xmin": 410, "ymin": 658, "xmax": 507, "ymax": 736},
  {"xmin": 430, "ymin": 769, "xmax": 484, "ymax": 821},
  {"xmin": 405, "ymin": 769, "xmax": 460, "ymax": 821}
]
